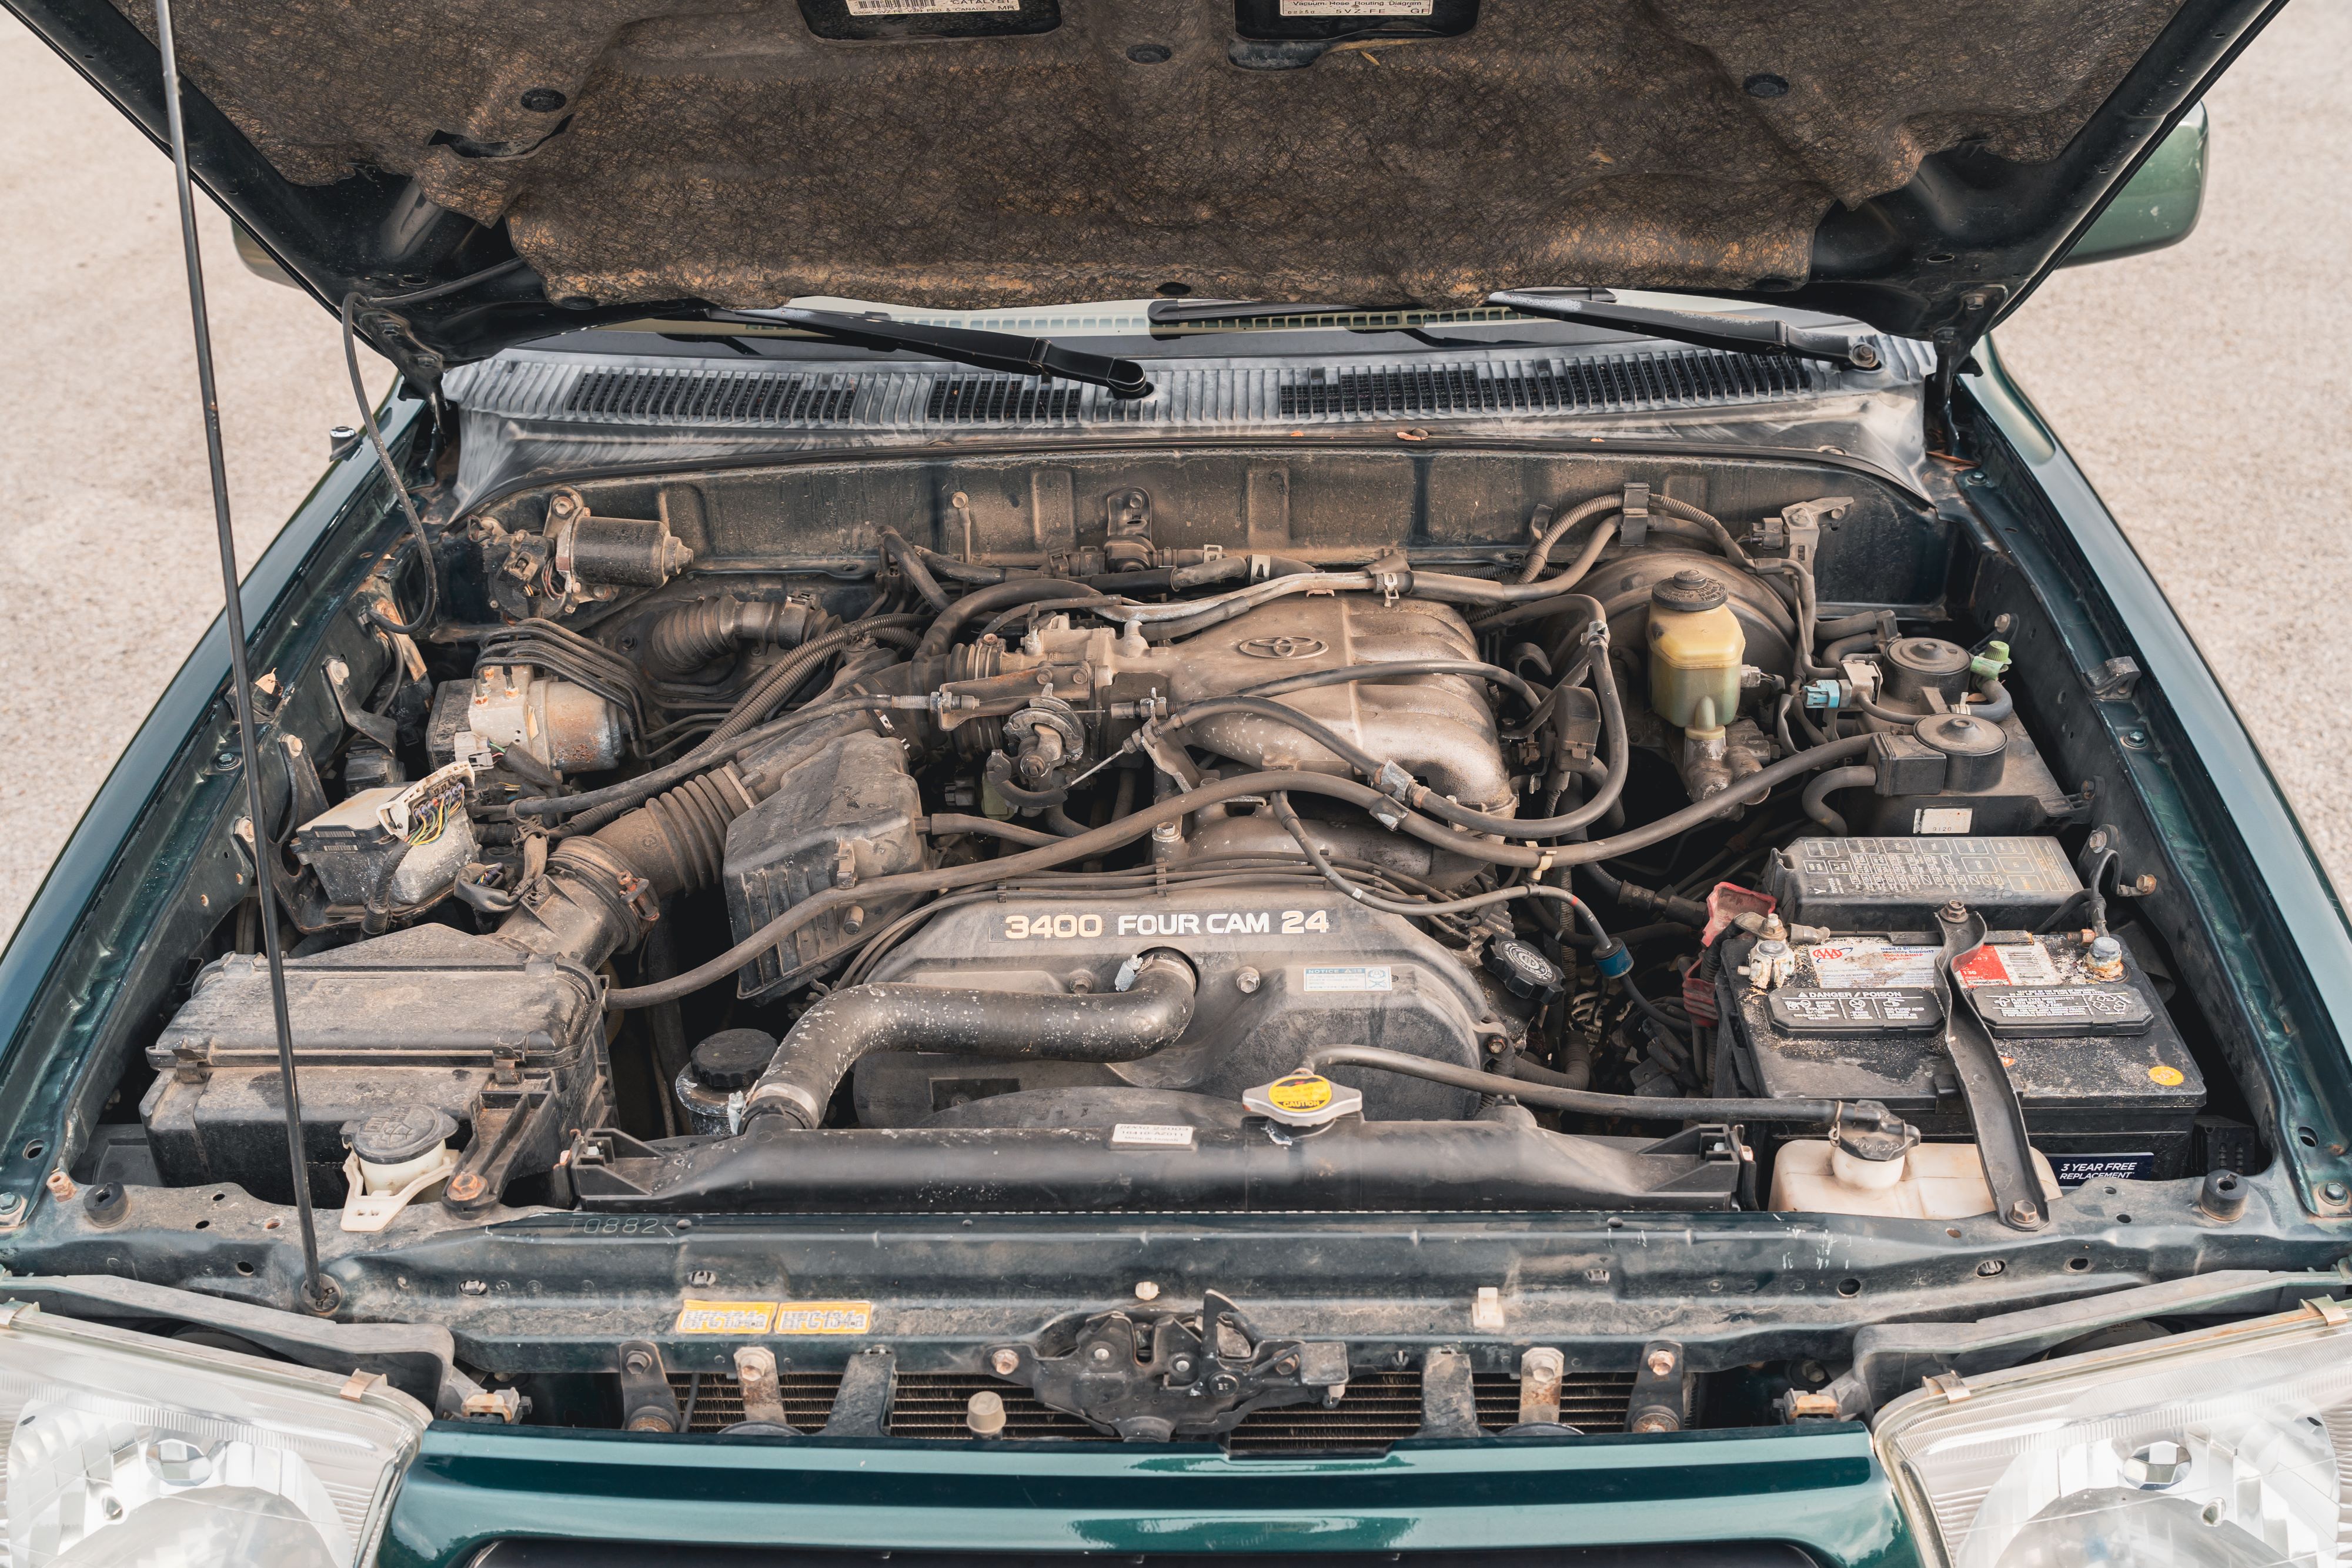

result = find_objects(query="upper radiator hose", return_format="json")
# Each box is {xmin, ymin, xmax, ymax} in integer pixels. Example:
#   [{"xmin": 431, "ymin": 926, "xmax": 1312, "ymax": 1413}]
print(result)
[{"xmin": 743, "ymin": 951, "xmax": 1199, "ymax": 1130}]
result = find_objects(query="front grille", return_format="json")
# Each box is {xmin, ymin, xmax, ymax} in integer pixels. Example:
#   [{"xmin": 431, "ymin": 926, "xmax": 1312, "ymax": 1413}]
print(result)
[
  {"xmin": 1276, "ymin": 349, "xmax": 1807, "ymax": 418},
  {"xmin": 565, "ymin": 367, "xmax": 857, "ymax": 423},
  {"xmin": 888, "ymin": 1374, "xmax": 1099, "ymax": 1439},
  {"xmin": 671, "ymin": 1369, "xmax": 843, "ymax": 1432},
  {"xmin": 667, "ymin": 1367, "xmax": 1636, "ymax": 1445}
]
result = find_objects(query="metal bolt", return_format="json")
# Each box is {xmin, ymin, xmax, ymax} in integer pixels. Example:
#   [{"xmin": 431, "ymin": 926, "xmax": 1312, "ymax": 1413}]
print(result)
[
  {"xmin": 967, "ymin": 1390, "xmax": 1006, "ymax": 1436},
  {"xmin": 460, "ymin": 1279, "xmax": 488, "ymax": 1296},
  {"xmin": 1134, "ymin": 1281, "xmax": 1161, "ymax": 1301},
  {"xmin": 1645, "ymin": 1348, "xmax": 1676, "ymax": 1377},
  {"xmin": 1235, "ymin": 968, "xmax": 1261, "ymax": 995},
  {"xmin": 2132, "ymin": 874, "xmax": 2159, "ymax": 896},
  {"xmin": 990, "ymin": 1348, "xmax": 1021, "ymax": 1376},
  {"xmin": 2126, "ymin": 729, "xmax": 2148, "ymax": 747},
  {"xmin": 44, "ymin": 1170, "xmax": 75, "ymax": 1202},
  {"xmin": 1089, "ymin": 1343, "xmax": 1114, "ymax": 1364},
  {"xmin": 624, "ymin": 1349, "xmax": 653, "ymax": 1375},
  {"xmin": 842, "ymin": 905, "xmax": 866, "ymax": 936},
  {"xmin": 1151, "ymin": 821, "xmax": 1181, "ymax": 844},
  {"xmin": 2324, "ymin": 1182, "xmax": 2349, "ymax": 1205},
  {"xmin": 213, "ymin": 750, "xmax": 240, "ymax": 768},
  {"xmin": 1171, "ymin": 1356, "xmax": 1194, "ymax": 1376},
  {"xmin": 2008, "ymin": 1199, "xmax": 2040, "ymax": 1225},
  {"xmin": 0, "ymin": 1192, "xmax": 22, "ymax": 1222},
  {"xmin": 2123, "ymin": 1439, "xmax": 2192, "ymax": 1490},
  {"xmin": 1976, "ymin": 1258, "xmax": 2006, "ymax": 1277},
  {"xmin": 1796, "ymin": 1360, "xmax": 1827, "ymax": 1384},
  {"xmin": 1631, "ymin": 1412, "xmax": 1679, "ymax": 1434}
]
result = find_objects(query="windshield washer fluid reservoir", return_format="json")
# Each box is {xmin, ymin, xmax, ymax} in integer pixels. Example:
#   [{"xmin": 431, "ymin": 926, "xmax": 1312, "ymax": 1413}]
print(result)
[{"xmin": 1647, "ymin": 570, "xmax": 1745, "ymax": 733}]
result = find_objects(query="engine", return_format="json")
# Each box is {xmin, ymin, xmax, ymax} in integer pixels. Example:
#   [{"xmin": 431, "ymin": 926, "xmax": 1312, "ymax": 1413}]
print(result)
[{"xmin": 133, "ymin": 471, "xmax": 2201, "ymax": 1223}]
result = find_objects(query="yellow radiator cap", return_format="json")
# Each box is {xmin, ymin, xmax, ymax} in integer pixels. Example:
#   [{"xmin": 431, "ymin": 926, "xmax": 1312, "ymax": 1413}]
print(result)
[{"xmin": 1244, "ymin": 1070, "xmax": 1363, "ymax": 1128}]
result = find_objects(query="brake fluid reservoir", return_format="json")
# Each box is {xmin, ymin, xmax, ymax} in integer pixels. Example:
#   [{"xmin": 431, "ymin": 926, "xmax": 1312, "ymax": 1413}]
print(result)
[{"xmin": 1646, "ymin": 570, "xmax": 1744, "ymax": 731}]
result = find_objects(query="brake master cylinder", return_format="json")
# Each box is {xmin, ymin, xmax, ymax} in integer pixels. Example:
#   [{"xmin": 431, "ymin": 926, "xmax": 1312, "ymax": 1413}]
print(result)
[{"xmin": 1646, "ymin": 569, "xmax": 1746, "ymax": 795}]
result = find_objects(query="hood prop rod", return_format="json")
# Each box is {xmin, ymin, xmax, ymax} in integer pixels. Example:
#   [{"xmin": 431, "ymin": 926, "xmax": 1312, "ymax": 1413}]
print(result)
[{"xmin": 153, "ymin": 0, "xmax": 333, "ymax": 1314}]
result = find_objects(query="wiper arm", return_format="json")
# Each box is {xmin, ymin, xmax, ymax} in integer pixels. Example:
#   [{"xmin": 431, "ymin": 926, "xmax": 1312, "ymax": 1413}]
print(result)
[
  {"xmin": 724, "ymin": 306, "xmax": 1154, "ymax": 400},
  {"xmin": 1145, "ymin": 295, "xmax": 1606, "ymax": 346},
  {"xmin": 1485, "ymin": 289, "xmax": 1881, "ymax": 370}
]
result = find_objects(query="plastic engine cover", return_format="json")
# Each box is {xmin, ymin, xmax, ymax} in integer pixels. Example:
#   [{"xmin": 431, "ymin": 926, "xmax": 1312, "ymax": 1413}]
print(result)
[
  {"xmin": 850, "ymin": 886, "xmax": 1490, "ymax": 1126},
  {"xmin": 142, "ymin": 925, "xmax": 607, "ymax": 1206},
  {"xmin": 724, "ymin": 729, "xmax": 929, "ymax": 1000}
]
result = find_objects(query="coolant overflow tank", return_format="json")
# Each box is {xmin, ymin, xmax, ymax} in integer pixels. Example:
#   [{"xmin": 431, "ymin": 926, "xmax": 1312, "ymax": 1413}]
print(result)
[{"xmin": 1646, "ymin": 570, "xmax": 1745, "ymax": 730}]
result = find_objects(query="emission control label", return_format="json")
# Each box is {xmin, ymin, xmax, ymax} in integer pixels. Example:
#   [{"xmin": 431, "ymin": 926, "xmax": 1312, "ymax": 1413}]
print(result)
[
  {"xmin": 1280, "ymin": 0, "xmax": 1435, "ymax": 14},
  {"xmin": 1304, "ymin": 965, "xmax": 1392, "ymax": 992}
]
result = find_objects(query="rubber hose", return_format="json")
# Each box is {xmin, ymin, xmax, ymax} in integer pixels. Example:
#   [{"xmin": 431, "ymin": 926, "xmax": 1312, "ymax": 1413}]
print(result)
[
  {"xmin": 1305, "ymin": 1044, "xmax": 1847, "ymax": 1124},
  {"xmin": 1820, "ymin": 632, "xmax": 1878, "ymax": 663},
  {"xmin": 744, "ymin": 952, "xmax": 1198, "ymax": 1128},
  {"xmin": 1966, "ymin": 677, "xmax": 2014, "ymax": 723},
  {"xmin": 589, "ymin": 764, "xmax": 757, "ymax": 899},
  {"xmin": 878, "ymin": 529, "xmax": 951, "ymax": 612},
  {"xmin": 642, "ymin": 597, "xmax": 829, "ymax": 678},
  {"xmin": 1515, "ymin": 495, "xmax": 1621, "ymax": 583},
  {"xmin": 1801, "ymin": 764, "xmax": 1877, "ymax": 836},
  {"xmin": 1578, "ymin": 864, "xmax": 1708, "ymax": 927},
  {"xmin": 916, "ymin": 580, "xmax": 1108, "ymax": 661},
  {"xmin": 1814, "ymin": 611, "xmax": 1880, "ymax": 641},
  {"xmin": 1511, "ymin": 1052, "xmax": 1591, "ymax": 1093}
]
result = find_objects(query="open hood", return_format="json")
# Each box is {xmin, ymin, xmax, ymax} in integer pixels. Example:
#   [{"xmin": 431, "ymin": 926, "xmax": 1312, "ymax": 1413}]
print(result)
[{"xmin": 12, "ymin": 0, "xmax": 2273, "ymax": 379}]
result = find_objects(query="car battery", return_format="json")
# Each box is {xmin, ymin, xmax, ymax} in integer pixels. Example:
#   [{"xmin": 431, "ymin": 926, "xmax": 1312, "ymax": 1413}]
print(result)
[{"xmin": 1724, "ymin": 918, "xmax": 2206, "ymax": 1185}]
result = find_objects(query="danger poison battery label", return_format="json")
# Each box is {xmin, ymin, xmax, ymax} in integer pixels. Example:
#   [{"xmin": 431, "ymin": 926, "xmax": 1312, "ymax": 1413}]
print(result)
[{"xmin": 1769, "ymin": 988, "xmax": 1943, "ymax": 1035}]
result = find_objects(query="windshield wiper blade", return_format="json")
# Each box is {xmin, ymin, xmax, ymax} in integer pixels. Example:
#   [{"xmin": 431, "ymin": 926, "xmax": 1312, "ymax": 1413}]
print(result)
[
  {"xmin": 1485, "ymin": 289, "xmax": 1881, "ymax": 370},
  {"xmin": 727, "ymin": 306, "xmax": 1154, "ymax": 400}
]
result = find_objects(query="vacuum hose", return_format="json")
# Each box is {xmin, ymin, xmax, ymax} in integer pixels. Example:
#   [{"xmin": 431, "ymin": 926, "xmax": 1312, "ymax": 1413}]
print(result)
[{"xmin": 743, "ymin": 951, "xmax": 1200, "ymax": 1129}]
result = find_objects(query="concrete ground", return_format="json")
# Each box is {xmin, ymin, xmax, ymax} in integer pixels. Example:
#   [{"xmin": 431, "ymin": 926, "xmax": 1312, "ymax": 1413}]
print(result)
[{"xmin": 1, "ymin": 4, "xmax": 2348, "ymax": 938}]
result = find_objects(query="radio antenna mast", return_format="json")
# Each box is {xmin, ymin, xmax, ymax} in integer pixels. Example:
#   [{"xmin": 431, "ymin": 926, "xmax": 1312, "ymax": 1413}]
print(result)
[{"xmin": 152, "ymin": 0, "xmax": 332, "ymax": 1312}]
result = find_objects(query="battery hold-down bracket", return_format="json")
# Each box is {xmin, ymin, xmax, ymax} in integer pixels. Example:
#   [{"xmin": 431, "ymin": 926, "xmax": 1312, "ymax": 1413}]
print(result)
[{"xmin": 985, "ymin": 1290, "xmax": 1348, "ymax": 1440}]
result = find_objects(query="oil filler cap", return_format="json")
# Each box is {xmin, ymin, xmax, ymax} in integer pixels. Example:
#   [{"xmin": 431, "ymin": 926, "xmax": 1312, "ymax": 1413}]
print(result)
[
  {"xmin": 691, "ymin": 1029, "xmax": 779, "ymax": 1091},
  {"xmin": 1243, "ymin": 1070, "xmax": 1364, "ymax": 1128},
  {"xmin": 1484, "ymin": 936, "xmax": 1563, "ymax": 1001}
]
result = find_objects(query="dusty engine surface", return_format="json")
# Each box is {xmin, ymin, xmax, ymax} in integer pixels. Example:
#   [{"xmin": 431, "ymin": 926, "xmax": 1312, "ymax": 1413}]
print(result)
[
  {"xmin": 850, "ymin": 886, "xmax": 1494, "ymax": 1128},
  {"xmin": 121, "ymin": 463, "xmax": 2229, "ymax": 1232},
  {"xmin": 973, "ymin": 594, "xmax": 1515, "ymax": 811}
]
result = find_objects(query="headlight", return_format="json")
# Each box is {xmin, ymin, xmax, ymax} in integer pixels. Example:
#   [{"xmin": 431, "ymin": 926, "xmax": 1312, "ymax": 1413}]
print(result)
[
  {"xmin": 0, "ymin": 1298, "xmax": 428, "ymax": 1567},
  {"xmin": 1876, "ymin": 1296, "xmax": 2352, "ymax": 1567}
]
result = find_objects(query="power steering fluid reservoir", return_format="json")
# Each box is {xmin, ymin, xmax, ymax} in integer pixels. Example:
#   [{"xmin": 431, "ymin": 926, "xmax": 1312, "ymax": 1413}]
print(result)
[{"xmin": 1646, "ymin": 570, "xmax": 1745, "ymax": 733}]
